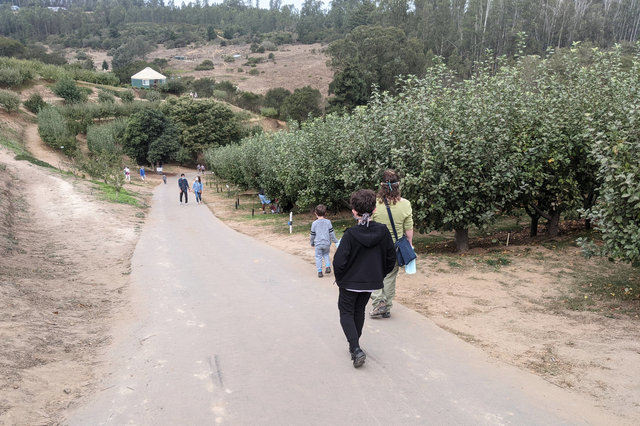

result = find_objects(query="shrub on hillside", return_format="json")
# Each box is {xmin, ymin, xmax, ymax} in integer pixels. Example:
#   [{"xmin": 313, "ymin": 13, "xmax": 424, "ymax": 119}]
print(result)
[
  {"xmin": 191, "ymin": 78, "xmax": 215, "ymax": 98},
  {"xmin": 143, "ymin": 90, "xmax": 162, "ymax": 102},
  {"xmin": 87, "ymin": 119, "xmax": 126, "ymax": 155},
  {"xmin": 118, "ymin": 90, "xmax": 135, "ymax": 103},
  {"xmin": 98, "ymin": 90, "xmax": 115, "ymax": 103},
  {"xmin": 0, "ymin": 67, "xmax": 33, "ymax": 88},
  {"xmin": 53, "ymin": 78, "xmax": 88, "ymax": 104},
  {"xmin": 37, "ymin": 106, "xmax": 77, "ymax": 155},
  {"xmin": 0, "ymin": 90, "xmax": 20, "ymax": 112},
  {"xmin": 158, "ymin": 79, "xmax": 189, "ymax": 95},
  {"xmin": 260, "ymin": 107, "xmax": 278, "ymax": 118},
  {"xmin": 195, "ymin": 60, "xmax": 214, "ymax": 71},
  {"xmin": 24, "ymin": 93, "xmax": 47, "ymax": 113}
]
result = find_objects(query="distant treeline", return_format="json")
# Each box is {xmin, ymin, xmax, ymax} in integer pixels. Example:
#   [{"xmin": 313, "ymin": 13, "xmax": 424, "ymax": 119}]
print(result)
[{"xmin": 1, "ymin": 0, "xmax": 639, "ymax": 67}]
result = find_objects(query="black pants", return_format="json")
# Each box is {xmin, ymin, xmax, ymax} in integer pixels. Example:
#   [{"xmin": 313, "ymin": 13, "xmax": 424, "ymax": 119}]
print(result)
[
  {"xmin": 338, "ymin": 288, "xmax": 372, "ymax": 352},
  {"xmin": 180, "ymin": 190, "xmax": 188, "ymax": 203}
]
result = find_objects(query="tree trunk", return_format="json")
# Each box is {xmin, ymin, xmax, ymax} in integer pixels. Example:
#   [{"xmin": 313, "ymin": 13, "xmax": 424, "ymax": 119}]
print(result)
[
  {"xmin": 454, "ymin": 228, "xmax": 469, "ymax": 253},
  {"xmin": 530, "ymin": 214, "xmax": 539, "ymax": 237},
  {"xmin": 585, "ymin": 218, "xmax": 591, "ymax": 230},
  {"xmin": 547, "ymin": 210, "xmax": 561, "ymax": 237}
]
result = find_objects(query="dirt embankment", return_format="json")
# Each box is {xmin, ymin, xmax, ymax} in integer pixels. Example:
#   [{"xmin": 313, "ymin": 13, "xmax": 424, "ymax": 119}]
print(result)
[{"xmin": 0, "ymin": 140, "xmax": 146, "ymax": 423}]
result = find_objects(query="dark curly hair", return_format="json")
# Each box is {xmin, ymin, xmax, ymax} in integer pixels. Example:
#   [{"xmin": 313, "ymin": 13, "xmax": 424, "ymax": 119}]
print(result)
[
  {"xmin": 377, "ymin": 169, "xmax": 401, "ymax": 204},
  {"xmin": 350, "ymin": 189, "xmax": 377, "ymax": 215}
]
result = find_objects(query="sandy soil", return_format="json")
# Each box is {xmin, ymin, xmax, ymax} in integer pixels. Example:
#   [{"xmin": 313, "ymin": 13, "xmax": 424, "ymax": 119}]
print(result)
[
  {"xmin": 73, "ymin": 42, "xmax": 334, "ymax": 99},
  {"xmin": 0, "ymin": 118, "xmax": 154, "ymax": 423},
  {"xmin": 204, "ymin": 188, "xmax": 640, "ymax": 423}
]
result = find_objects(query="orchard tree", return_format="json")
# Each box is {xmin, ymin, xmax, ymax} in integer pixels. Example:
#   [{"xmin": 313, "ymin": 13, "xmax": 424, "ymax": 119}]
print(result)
[{"xmin": 579, "ymin": 49, "xmax": 640, "ymax": 265}]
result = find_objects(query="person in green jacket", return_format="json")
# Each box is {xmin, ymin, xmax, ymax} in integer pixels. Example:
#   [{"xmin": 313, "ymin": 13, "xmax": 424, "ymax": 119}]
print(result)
[{"xmin": 370, "ymin": 169, "xmax": 414, "ymax": 319}]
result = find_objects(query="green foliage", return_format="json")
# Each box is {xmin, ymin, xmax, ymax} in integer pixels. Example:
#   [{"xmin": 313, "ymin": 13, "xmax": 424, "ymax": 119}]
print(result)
[
  {"xmin": 207, "ymin": 26, "xmax": 217, "ymax": 41},
  {"xmin": 579, "ymin": 56, "xmax": 640, "ymax": 264},
  {"xmin": 0, "ymin": 66, "xmax": 33, "ymax": 88},
  {"xmin": 236, "ymin": 91, "xmax": 262, "ymax": 112},
  {"xmin": 158, "ymin": 78, "xmax": 190, "ymax": 95},
  {"xmin": 14, "ymin": 154, "xmax": 54, "ymax": 169},
  {"xmin": 102, "ymin": 60, "xmax": 109, "ymax": 71},
  {"xmin": 327, "ymin": 65, "xmax": 368, "ymax": 112},
  {"xmin": 37, "ymin": 106, "xmax": 77, "ymax": 155},
  {"xmin": 118, "ymin": 90, "xmax": 135, "ymax": 103},
  {"xmin": 207, "ymin": 45, "xmax": 640, "ymax": 253},
  {"xmin": 161, "ymin": 96, "xmax": 243, "ymax": 156},
  {"xmin": 191, "ymin": 78, "xmax": 215, "ymax": 98},
  {"xmin": 260, "ymin": 107, "xmax": 278, "ymax": 118},
  {"xmin": 143, "ymin": 90, "xmax": 162, "ymax": 102},
  {"xmin": 195, "ymin": 59, "xmax": 215, "ymax": 71},
  {"xmin": 0, "ymin": 89, "xmax": 20, "ymax": 112},
  {"xmin": 327, "ymin": 26, "xmax": 428, "ymax": 109},
  {"xmin": 264, "ymin": 87, "xmax": 291, "ymax": 117},
  {"xmin": 87, "ymin": 119, "xmax": 127, "ymax": 155},
  {"xmin": 53, "ymin": 78, "xmax": 88, "ymax": 104},
  {"xmin": 280, "ymin": 86, "xmax": 322, "ymax": 123},
  {"xmin": 24, "ymin": 93, "xmax": 47, "ymax": 114},
  {"xmin": 0, "ymin": 36, "xmax": 25, "ymax": 57},
  {"xmin": 122, "ymin": 108, "xmax": 179, "ymax": 165},
  {"xmin": 98, "ymin": 89, "xmax": 115, "ymax": 103}
]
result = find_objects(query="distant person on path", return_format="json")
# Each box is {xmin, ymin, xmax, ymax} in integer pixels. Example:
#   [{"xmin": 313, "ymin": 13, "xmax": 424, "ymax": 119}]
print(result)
[
  {"xmin": 370, "ymin": 169, "xmax": 414, "ymax": 319},
  {"xmin": 139, "ymin": 166, "xmax": 146, "ymax": 182},
  {"xmin": 193, "ymin": 176, "xmax": 203, "ymax": 204},
  {"xmin": 124, "ymin": 166, "xmax": 130, "ymax": 182},
  {"xmin": 197, "ymin": 164, "xmax": 201, "ymax": 174},
  {"xmin": 162, "ymin": 174, "xmax": 167, "ymax": 184},
  {"xmin": 178, "ymin": 173, "xmax": 190, "ymax": 204},
  {"xmin": 258, "ymin": 188, "xmax": 271, "ymax": 214},
  {"xmin": 201, "ymin": 164, "xmax": 205, "ymax": 174},
  {"xmin": 333, "ymin": 189, "xmax": 396, "ymax": 368},
  {"xmin": 310, "ymin": 204, "xmax": 338, "ymax": 278}
]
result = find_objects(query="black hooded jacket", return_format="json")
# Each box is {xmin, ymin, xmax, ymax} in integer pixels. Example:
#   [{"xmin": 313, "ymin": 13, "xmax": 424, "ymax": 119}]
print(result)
[{"xmin": 333, "ymin": 221, "xmax": 397, "ymax": 291}]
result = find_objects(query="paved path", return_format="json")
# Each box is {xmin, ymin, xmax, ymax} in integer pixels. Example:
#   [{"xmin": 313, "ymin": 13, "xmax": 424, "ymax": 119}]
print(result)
[{"xmin": 67, "ymin": 175, "xmax": 616, "ymax": 425}]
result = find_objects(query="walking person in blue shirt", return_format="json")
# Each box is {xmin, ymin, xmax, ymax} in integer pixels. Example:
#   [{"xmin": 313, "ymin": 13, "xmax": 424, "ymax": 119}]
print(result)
[
  {"xmin": 139, "ymin": 166, "xmax": 146, "ymax": 181},
  {"xmin": 193, "ymin": 176, "xmax": 203, "ymax": 204},
  {"xmin": 310, "ymin": 204, "xmax": 338, "ymax": 278},
  {"xmin": 178, "ymin": 173, "xmax": 190, "ymax": 204}
]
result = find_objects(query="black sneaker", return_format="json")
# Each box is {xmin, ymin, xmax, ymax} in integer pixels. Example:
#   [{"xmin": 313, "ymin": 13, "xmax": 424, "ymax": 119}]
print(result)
[
  {"xmin": 318, "ymin": 271, "xmax": 323, "ymax": 278},
  {"xmin": 351, "ymin": 348, "xmax": 366, "ymax": 368},
  {"xmin": 325, "ymin": 267, "xmax": 331, "ymax": 274}
]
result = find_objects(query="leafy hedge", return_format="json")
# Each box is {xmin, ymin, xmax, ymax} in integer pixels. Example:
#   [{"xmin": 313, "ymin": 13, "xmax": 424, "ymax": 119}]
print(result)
[
  {"xmin": 0, "ymin": 89, "xmax": 20, "ymax": 112},
  {"xmin": 206, "ymin": 45, "xmax": 640, "ymax": 259},
  {"xmin": 37, "ymin": 106, "xmax": 77, "ymax": 155},
  {"xmin": 0, "ymin": 57, "xmax": 119, "ymax": 86}
]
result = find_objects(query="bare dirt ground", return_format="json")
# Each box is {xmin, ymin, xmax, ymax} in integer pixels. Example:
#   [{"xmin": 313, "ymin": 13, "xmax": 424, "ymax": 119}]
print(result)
[
  {"xmin": 0, "ymin": 116, "xmax": 155, "ymax": 424},
  {"xmin": 204, "ymin": 188, "xmax": 640, "ymax": 423},
  {"xmin": 75, "ymin": 42, "xmax": 334, "ymax": 98}
]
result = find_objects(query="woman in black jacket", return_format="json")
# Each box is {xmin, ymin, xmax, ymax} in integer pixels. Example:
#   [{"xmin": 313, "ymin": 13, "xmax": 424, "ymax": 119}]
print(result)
[{"xmin": 333, "ymin": 189, "xmax": 396, "ymax": 368}]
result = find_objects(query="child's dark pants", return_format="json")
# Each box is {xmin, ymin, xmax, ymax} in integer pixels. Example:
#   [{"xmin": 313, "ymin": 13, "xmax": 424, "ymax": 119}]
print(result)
[
  {"xmin": 180, "ymin": 190, "xmax": 188, "ymax": 203},
  {"xmin": 338, "ymin": 288, "xmax": 372, "ymax": 352}
]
